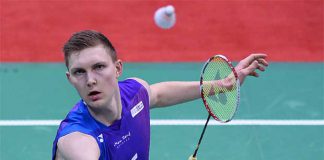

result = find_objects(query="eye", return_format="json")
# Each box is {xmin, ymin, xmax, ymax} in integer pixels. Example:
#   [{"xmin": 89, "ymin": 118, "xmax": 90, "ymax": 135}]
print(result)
[
  {"xmin": 72, "ymin": 69, "xmax": 85, "ymax": 76},
  {"xmin": 94, "ymin": 64, "xmax": 106, "ymax": 70}
]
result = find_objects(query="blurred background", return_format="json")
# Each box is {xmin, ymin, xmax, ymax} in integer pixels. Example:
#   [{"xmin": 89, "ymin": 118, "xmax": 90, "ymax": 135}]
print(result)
[{"xmin": 1, "ymin": 0, "xmax": 323, "ymax": 159}]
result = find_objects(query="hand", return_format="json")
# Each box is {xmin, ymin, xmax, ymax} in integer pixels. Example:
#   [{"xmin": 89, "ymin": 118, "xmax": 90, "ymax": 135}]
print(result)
[
  {"xmin": 188, "ymin": 155, "xmax": 197, "ymax": 160},
  {"xmin": 235, "ymin": 53, "xmax": 269, "ymax": 85}
]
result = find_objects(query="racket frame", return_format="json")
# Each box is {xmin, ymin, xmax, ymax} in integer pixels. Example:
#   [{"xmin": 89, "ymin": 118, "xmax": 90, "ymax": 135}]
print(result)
[
  {"xmin": 199, "ymin": 55, "xmax": 240, "ymax": 123},
  {"xmin": 192, "ymin": 55, "xmax": 241, "ymax": 159}
]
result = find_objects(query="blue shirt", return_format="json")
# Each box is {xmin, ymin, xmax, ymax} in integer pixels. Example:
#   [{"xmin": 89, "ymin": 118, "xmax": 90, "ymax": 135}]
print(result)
[{"xmin": 52, "ymin": 79, "xmax": 150, "ymax": 160}]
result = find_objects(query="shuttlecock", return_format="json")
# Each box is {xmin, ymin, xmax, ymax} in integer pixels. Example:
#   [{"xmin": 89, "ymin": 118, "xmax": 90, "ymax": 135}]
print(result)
[{"xmin": 154, "ymin": 5, "xmax": 176, "ymax": 29}]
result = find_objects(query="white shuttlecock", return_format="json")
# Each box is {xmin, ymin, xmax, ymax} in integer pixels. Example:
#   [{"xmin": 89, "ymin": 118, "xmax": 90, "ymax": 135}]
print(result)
[{"xmin": 154, "ymin": 5, "xmax": 176, "ymax": 29}]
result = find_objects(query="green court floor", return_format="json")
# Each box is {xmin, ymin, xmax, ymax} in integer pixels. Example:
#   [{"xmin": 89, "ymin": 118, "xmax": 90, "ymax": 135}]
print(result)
[{"xmin": 0, "ymin": 62, "xmax": 323, "ymax": 159}]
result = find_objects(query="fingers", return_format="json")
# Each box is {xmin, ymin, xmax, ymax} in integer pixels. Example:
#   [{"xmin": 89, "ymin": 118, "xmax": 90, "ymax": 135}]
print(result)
[
  {"xmin": 257, "ymin": 63, "xmax": 266, "ymax": 71},
  {"xmin": 250, "ymin": 60, "xmax": 260, "ymax": 72},
  {"xmin": 249, "ymin": 71, "xmax": 259, "ymax": 77},
  {"xmin": 257, "ymin": 58, "xmax": 269, "ymax": 67},
  {"xmin": 249, "ymin": 59, "xmax": 269, "ymax": 77},
  {"xmin": 242, "ymin": 60, "xmax": 264, "ymax": 77},
  {"xmin": 250, "ymin": 53, "xmax": 268, "ymax": 60},
  {"xmin": 239, "ymin": 60, "xmax": 257, "ymax": 77},
  {"xmin": 236, "ymin": 53, "xmax": 268, "ymax": 70},
  {"xmin": 236, "ymin": 53, "xmax": 269, "ymax": 85},
  {"xmin": 242, "ymin": 53, "xmax": 265, "ymax": 61},
  {"xmin": 246, "ymin": 53, "xmax": 268, "ymax": 71}
]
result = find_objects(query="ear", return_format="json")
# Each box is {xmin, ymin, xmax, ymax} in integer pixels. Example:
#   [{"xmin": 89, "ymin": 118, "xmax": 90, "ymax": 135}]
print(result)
[
  {"xmin": 66, "ymin": 71, "xmax": 72, "ymax": 84},
  {"xmin": 115, "ymin": 59, "xmax": 123, "ymax": 78}
]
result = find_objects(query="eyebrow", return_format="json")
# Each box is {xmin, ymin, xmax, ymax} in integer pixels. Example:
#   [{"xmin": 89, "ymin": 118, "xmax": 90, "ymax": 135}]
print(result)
[
  {"xmin": 92, "ymin": 61, "xmax": 107, "ymax": 67},
  {"xmin": 70, "ymin": 61, "xmax": 108, "ymax": 71}
]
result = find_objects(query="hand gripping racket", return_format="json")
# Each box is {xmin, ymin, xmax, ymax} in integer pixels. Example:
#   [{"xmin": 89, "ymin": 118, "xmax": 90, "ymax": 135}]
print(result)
[{"xmin": 189, "ymin": 55, "xmax": 240, "ymax": 160}]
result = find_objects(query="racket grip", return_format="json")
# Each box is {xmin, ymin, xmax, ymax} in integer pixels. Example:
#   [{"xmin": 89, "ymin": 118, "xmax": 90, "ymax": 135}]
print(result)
[{"xmin": 188, "ymin": 155, "xmax": 197, "ymax": 160}]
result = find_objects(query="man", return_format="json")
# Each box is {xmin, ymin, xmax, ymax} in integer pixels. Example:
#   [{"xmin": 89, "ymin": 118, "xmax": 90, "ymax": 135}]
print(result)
[{"xmin": 52, "ymin": 30, "xmax": 268, "ymax": 160}]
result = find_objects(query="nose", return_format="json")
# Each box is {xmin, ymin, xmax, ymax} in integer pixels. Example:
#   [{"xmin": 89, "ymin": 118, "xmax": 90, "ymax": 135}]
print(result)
[{"xmin": 86, "ymin": 72, "xmax": 97, "ymax": 87}]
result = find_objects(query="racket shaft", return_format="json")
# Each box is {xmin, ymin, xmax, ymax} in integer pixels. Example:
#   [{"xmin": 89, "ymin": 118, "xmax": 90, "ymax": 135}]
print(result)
[{"xmin": 193, "ymin": 114, "xmax": 211, "ymax": 157}]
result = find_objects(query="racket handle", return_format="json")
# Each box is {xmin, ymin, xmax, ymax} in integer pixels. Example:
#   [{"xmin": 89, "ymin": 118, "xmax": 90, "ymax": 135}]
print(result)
[{"xmin": 188, "ymin": 155, "xmax": 197, "ymax": 160}]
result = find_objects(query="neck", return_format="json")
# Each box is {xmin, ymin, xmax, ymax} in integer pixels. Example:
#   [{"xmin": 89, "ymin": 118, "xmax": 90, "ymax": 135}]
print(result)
[{"xmin": 86, "ymin": 90, "xmax": 122, "ymax": 126}]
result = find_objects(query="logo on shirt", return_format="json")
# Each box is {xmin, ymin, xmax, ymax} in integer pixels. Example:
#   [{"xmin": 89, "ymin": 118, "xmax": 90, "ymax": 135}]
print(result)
[
  {"xmin": 131, "ymin": 101, "xmax": 144, "ymax": 118},
  {"xmin": 113, "ymin": 131, "xmax": 131, "ymax": 148},
  {"xmin": 97, "ymin": 134, "xmax": 104, "ymax": 143}
]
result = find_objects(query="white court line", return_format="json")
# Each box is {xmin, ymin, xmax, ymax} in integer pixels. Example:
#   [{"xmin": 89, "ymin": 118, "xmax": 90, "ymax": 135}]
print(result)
[
  {"xmin": 0, "ymin": 119, "xmax": 324, "ymax": 126},
  {"xmin": 150, "ymin": 119, "xmax": 324, "ymax": 126}
]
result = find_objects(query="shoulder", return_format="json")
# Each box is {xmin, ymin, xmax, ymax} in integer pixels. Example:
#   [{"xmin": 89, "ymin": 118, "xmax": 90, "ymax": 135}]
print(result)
[
  {"xmin": 56, "ymin": 132, "xmax": 99, "ymax": 160},
  {"xmin": 121, "ymin": 78, "xmax": 151, "ymax": 96},
  {"xmin": 127, "ymin": 78, "xmax": 150, "ymax": 91},
  {"xmin": 125, "ymin": 77, "xmax": 152, "ymax": 104}
]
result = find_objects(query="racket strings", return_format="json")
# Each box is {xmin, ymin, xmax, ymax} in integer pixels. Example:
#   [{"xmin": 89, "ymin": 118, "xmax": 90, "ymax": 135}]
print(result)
[{"xmin": 201, "ymin": 58, "xmax": 239, "ymax": 122}]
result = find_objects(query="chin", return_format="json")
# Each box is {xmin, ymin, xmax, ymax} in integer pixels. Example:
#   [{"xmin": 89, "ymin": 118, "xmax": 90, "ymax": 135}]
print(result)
[{"xmin": 85, "ymin": 99, "xmax": 106, "ymax": 109}]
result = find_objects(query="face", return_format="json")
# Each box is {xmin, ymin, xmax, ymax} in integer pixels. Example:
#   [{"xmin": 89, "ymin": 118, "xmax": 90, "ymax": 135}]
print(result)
[{"xmin": 66, "ymin": 45, "xmax": 122, "ymax": 109}]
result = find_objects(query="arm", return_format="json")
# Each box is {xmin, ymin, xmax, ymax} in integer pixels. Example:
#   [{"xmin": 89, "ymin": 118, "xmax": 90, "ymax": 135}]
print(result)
[
  {"xmin": 132, "ymin": 78, "xmax": 230, "ymax": 108},
  {"xmin": 55, "ymin": 132, "xmax": 100, "ymax": 160},
  {"xmin": 132, "ymin": 53, "xmax": 268, "ymax": 109},
  {"xmin": 150, "ymin": 81, "xmax": 201, "ymax": 108},
  {"xmin": 128, "ymin": 78, "xmax": 199, "ymax": 108}
]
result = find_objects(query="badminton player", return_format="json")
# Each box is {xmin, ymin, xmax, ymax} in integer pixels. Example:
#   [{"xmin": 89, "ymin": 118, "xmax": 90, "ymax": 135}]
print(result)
[{"xmin": 52, "ymin": 30, "xmax": 268, "ymax": 160}]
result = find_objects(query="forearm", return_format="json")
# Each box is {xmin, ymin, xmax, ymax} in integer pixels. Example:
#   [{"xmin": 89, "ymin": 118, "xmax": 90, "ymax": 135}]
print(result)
[{"xmin": 150, "ymin": 81, "xmax": 200, "ymax": 108}]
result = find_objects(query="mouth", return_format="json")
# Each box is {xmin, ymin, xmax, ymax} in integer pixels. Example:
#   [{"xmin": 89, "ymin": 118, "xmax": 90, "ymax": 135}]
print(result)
[{"xmin": 88, "ymin": 91, "xmax": 102, "ymax": 101}]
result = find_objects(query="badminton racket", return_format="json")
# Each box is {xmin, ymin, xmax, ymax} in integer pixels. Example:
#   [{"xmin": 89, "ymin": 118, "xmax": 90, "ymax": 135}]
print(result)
[{"xmin": 189, "ymin": 55, "xmax": 240, "ymax": 160}]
